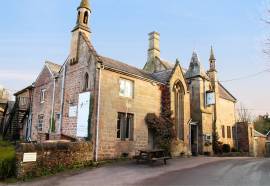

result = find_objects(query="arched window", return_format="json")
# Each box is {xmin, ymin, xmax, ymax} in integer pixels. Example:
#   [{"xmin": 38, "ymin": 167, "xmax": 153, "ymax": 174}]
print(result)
[
  {"xmin": 83, "ymin": 11, "xmax": 88, "ymax": 24},
  {"xmin": 77, "ymin": 11, "xmax": 81, "ymax": 24},
  {"xmin": 83, "ymin": 73, "xmax": 89, "ymax": 91},
  {"xmin": 174, "ymin": 81, "xmax": 185, "ymax": 140}
]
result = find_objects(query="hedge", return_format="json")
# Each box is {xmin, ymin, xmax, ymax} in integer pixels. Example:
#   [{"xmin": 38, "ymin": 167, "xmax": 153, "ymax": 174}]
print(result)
[{"xmin": 0, "ymin": 141, "xmax": 16, "ymax": 179}]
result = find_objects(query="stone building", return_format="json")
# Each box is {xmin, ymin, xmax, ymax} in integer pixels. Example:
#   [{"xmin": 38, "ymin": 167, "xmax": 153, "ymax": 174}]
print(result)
[{"xmin": 29, "ymin": 0, "xmax": 238, "ymax": 160}]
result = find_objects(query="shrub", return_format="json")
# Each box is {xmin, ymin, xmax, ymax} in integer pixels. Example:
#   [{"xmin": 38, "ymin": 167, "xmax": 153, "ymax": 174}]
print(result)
[
  {"xmin": 231, "ymin": 147, "xmax": 237, "ymax": 152},
  {"xmin": 0, "ymin": 141, "xmax": 16, "ymax": 179},
  {"xmin": 222, "ymin": 144, "xmax": 231, "ymax": 153}
]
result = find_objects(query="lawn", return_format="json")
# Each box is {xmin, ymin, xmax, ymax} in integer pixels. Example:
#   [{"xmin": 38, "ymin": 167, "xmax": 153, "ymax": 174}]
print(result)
[{"xmin": 0, "ymin": 140, "xmax": 16, "ymax": 179}]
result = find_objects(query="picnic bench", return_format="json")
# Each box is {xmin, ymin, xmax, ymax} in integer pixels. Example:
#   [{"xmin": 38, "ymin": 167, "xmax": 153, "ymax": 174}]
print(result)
[{"xmin": 134, "ymin": 149, "xmax": 171, "ymax": 165}]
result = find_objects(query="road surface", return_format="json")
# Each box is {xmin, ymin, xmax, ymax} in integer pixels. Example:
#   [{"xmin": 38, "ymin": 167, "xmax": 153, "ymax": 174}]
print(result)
[{"xmin": 3, "ymin": 157, "xmax": 269, "ymax": 186}]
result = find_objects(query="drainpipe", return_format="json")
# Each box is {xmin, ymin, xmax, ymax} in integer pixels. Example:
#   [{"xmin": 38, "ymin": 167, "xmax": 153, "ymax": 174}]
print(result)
[
  {"xmin": 95, "ymin": 63, "xmax": 103, "ymax": 161},
  {"xmin": 59, "ymin": 64, "xmax": 66, "ymax": 135},
  {"xmin": 50, "ymin": 77, "xmax": 56, "ymax": 134}
]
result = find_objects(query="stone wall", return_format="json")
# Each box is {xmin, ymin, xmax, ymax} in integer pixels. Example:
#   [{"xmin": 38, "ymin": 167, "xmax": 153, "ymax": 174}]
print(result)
[
  {"xmin": 16, "ymin": 141, "xmax": 93, "ymax": 179},
  {"xmin": 98, "ymin": 69, "xmax": 162, "ymax": 160},
  {"xmin": 216, "ymin": 98, "xmax": 236, "ymax": 148},
  {"xmin": 236, "ymin": 122, "xmax": 254, "ymax": 154},
  {"xmin": 31, "ymin": 66, "xmax": 57, "ymax": 141}
]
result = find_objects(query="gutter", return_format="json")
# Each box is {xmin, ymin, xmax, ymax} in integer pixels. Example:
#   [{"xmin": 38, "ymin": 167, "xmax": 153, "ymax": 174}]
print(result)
[
  {"xmin": 50, "ymin": 77, "xmax": 56, "ymax": 133},
  {"xmin": 95, "ymin": 63, "xmax": 103, "ymax": 161},
  {"xmin": 59, "ymin": 64, "xmax": 66, "ymax": 134}
]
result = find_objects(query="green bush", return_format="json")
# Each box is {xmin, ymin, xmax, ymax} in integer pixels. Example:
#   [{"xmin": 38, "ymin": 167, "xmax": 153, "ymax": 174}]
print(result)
[
  {"xmin": 0, "ymin": 141, "xmax": 16, "ymax": 179},
  {"xmin": 222, "ymin": 144, "xmax": 231, "ymax": 153}
]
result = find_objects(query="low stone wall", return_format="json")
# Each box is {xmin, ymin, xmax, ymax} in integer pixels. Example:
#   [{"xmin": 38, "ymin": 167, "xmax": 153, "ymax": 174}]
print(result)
[{"xmin": 16, "ymin": 141, "xmax": 93, "ymax": 179}]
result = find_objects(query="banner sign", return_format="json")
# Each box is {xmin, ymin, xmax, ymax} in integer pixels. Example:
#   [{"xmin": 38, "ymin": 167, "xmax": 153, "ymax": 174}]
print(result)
[
  {"xmin": 76, "ymin": 92, "xmax": 91, "ymax": 137},
  {"xmin": 206, "ymin": 91, "xmax": 215, "ymax": 106}
]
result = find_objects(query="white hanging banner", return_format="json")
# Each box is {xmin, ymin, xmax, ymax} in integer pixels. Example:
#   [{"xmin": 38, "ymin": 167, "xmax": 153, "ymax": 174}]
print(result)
[
  {"xmin": 206, "ymin": 91, "xmax": 215, "ymax": 106},
  {"xmin": 76, "ymin": 92, "xmax": 91, "ymax": 137}
]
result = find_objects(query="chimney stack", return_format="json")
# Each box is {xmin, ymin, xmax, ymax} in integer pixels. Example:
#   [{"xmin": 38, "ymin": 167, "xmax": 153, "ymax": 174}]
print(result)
[{"xmin": 148, "ymin": 31, "xmax": 160, "ymax": 61}]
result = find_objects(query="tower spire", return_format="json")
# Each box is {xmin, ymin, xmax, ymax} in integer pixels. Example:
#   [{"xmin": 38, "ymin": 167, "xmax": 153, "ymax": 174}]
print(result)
[
  {"xmin": 209, "ymin": 46, "xmax": 216, "ymax": 71},
  {"xmin": 209, "ymin": 46, "xmax": 216, "ymax": 61},
  {"xmin": 78, "ymin": 0, "xmax": 91, "ymax": 11},
  {"xmin": 69, "ymin": 0, "xmax": 91, "ymax": 65}
]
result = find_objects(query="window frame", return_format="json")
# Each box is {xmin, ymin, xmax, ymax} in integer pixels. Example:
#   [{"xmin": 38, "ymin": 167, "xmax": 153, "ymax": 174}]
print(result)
[
  {"xmin": 37, "ymin": 114, "xmax": 44, "ymax": 132},
  {"xmin": 221, "ymin": 125, "xmax": 225, "ymax": 138},
  {"xmin": 40, "ymin": 89, "xmax": 46, "ymax": 103},
  {"xmin": 117, "ymin": 112, "xmax": 134, "ymax": 141},
  {"xmin": 227, "ymin": 126, "xmax": 232, "ymax": 138},
  {"xmin": 119, "ymin": 78, "xmax": 134, "ymax": 98}
]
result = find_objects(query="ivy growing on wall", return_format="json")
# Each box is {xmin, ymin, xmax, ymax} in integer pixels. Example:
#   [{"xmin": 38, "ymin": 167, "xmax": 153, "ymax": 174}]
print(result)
[
  {"xmin": 86, "ymin": 93, "xmax": 94, "ymax": 141},
  {"xmin": 145, "ymin": 85, "xmax": 176, "ymax": 151}
]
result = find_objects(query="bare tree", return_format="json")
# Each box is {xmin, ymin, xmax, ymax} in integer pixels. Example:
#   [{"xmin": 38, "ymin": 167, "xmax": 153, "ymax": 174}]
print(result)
[{"xmin": 237, "ymin": 103, "xmax": 252, "ymax": 123}]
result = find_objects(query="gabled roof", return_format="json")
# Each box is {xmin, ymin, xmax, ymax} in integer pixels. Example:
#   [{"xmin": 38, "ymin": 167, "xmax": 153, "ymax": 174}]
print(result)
[
  {"xmin": 80, "ymin": 33, "xmax": 162, "ymax": 83},
  {"xmin": 218, "ymin": 83, "xmax": 237, "ymax": 102},
  {"xmin": 14, "ymin": 85, "xmax": 34, "ymax": 96},
  {"xmin": 45, "ymin": 61, "xmax": 61, "ymax": 76}
]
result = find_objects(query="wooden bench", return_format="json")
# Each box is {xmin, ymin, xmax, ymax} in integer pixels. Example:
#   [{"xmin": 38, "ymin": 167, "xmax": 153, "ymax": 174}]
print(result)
[{"xmin": 135, "ymin": 149, "xmax": 171, "ymax": 165}]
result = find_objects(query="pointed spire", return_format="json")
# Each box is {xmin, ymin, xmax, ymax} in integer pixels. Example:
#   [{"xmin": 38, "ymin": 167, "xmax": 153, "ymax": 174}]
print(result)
[
  {"xmin": 186, "ymin": 50, "xmax": 208, "ymax": 79},
  {"xmin": 209, "ymin": 46, "xmax": 216, "ymax": 61},
  {"xmin": 190, "ymin": 50, "xmax": 201, "ymax": 65},
  {"xmin": 78, "ymin": 0, "xmax": 91, "ymax": 11}
]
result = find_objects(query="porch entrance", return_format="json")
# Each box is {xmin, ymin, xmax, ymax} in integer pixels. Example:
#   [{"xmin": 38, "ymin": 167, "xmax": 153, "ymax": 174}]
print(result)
[{"xmin": 190, "ymin": 122, "xmax": 199, "ymax": 156}]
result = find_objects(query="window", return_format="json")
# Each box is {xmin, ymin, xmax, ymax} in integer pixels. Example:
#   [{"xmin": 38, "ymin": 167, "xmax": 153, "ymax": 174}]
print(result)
[
  {"xmin": 250, "ymin": 128, "xmax": 253, "ymax": 137},
  {"xmin": 83, "ymin": 73, "xmax": 89, "ymax": 91},
  {"xmin": 222, "ymin": 125, "xmax": 225, "ymax": 138},
  {"xmin": 117, "ymin": 112, "xmax": 134, "ymax": 140},
  {"xmin": 174, "ymin": 81, "xmax": 184, "ymax": 140},
  {"xmin": 232, "ymin": 126, "xmax": 237, "ymax": 139},
  {"xmin": 227, "ymin": 126, "xmax": 232, "ymax": 138},
  {"xmin": 83, "ymin": 11, "xmax": 88, "ymax": 24},
  {"xmin": 38, "ymin": 115, "xmax": 44, "ymax": 132},
  {"xmin": 119, "ymin": 79, "xmax": 134, "ymax": 98},
  {"xmin": 40, "ymin": 89, "xmax": 46, "ymax": 103}
]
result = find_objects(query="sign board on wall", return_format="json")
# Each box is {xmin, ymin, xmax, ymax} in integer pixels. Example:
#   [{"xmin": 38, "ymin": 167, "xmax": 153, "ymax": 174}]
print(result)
[
  {"xmin": 23, "ymin": 153, "xmax": 37, "ymax": 163},
  {"xmin": 206, "ymin": 91, "xmax": 215, "ymax": 106},
  {"xmin": 76, "ymin": 92, "xmax": 91, "ymax": 137},
  {"xmin": 69, "ymin": 106, "xmax": 77, "ymax": 117}
]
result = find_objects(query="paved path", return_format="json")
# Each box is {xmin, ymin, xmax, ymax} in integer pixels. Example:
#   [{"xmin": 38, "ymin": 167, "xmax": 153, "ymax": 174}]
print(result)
[{"xmin": 3, "ymin": 157, "xmax": 268, "ymax": 186}]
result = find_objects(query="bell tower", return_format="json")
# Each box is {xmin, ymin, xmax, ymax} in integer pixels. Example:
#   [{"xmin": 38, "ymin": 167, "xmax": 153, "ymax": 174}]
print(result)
[{"xmin": 69, "ymin": 0, "xmax": 91, "ymax": 64}]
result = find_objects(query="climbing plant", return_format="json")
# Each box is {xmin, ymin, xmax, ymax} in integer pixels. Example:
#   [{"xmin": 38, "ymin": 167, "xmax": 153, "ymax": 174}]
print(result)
[{"xmin": 145, "ymin": 85, "xmax": 176, "ymax": 151}]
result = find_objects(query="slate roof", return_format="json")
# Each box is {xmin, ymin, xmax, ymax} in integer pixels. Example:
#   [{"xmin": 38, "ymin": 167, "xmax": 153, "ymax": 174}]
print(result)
[
  {"xmin": 45, "ymin": 61, "xmax": 61, "ymax": 76},
  {"xmin": 80, "ymin": 33, "xmax": 236, "ymax": 102},
  {"xmin": 100, "ymin": 56, "xmax": 159, "ymax": 82},
  {"xmin": 152, "ymin": 69, "xmax": 173, "ymax": 83},
  {"xmin": 218, "ymin": 83, "xmax": 237, "ymax": 102}
]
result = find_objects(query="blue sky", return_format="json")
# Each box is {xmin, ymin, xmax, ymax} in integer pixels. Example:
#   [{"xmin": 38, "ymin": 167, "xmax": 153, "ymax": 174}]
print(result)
[{"xmin": 0, "ymin": 0, "xmax": 269, "ymax": 116}]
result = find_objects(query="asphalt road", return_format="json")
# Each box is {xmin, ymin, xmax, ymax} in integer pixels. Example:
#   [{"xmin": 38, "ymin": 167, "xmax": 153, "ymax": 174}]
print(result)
[
  {"xmin": 139, "ymin": 158, "xmax": 270, "ymax": 186},
  {"xmin": 4, "ymin": 157, "xmax": 269, "ymax": 186}
]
